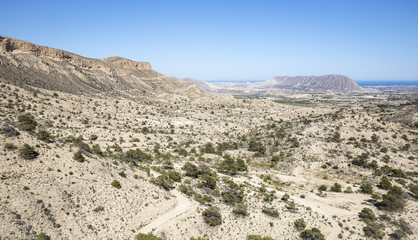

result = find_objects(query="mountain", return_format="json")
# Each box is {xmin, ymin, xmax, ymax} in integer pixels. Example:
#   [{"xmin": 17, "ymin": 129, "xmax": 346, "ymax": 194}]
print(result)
[
  {"xmin": 211, "ymin": 74, "xmax": 363, "ymax": 94},
  {"xmin": 0, "ymin": 36, "xmax": 205, "ymax": 98},
  {"xmin": 180, "ymin": 78, "xmax": 216, "ymax": 93},
  {"xmin": 257, "ymin": 74, "xmax": 363, "ymax": 92}
]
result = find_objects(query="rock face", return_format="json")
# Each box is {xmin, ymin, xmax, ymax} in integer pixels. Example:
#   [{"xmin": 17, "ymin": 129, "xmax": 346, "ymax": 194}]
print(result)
[
  {"xmin": 0, "ymin": 36, "xmax": 204, "ymax": 98},
  {"xmin": 259, "ymin": 74, "xmax": 363, "ymax": 92}
]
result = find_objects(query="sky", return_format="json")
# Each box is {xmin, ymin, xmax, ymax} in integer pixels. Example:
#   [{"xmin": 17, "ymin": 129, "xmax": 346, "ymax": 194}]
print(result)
[{"xmin": 1, "ymin": 0, "xmax": 418, "ymax": 81}]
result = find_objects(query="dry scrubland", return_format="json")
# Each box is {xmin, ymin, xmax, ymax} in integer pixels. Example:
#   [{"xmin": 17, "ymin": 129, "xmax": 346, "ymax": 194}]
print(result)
[{"xmin": 0, "ymin": 83, "xmax": 417, "ymax": 240}]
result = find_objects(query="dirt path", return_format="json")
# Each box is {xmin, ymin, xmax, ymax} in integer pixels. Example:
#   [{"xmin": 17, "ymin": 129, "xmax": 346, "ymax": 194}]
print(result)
[{"xmin": 139, "ymin": 189, "xmax": 192, "ymax": 234}]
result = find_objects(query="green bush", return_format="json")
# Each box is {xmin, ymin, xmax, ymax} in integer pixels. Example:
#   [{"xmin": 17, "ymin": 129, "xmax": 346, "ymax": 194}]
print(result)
[
  {"xmin": 4, "ymin": 142, "xmax": 17, "ymax": 151},
  {"xmin": 124, "ymin": 148, "xmax": 152, "ymax": 163},
  {"xmin": 262, "ymin": 206, "xmax": 279, "ymax": 217},
  {"xmin": 182, "ymin": 162, "xmax": 199, "ymax": 178},
  {"xmin": 199, "ymin": 174, "xmax": 217, "ymax": 189},
  {"xmin": 190, "ymin": 237, "xmax": 207, "ymax": 240},
  {"xmin": 300, "ymin": 228, "xmax": 325, "ymax": 240},
  {"xmin": 179, "ymin": 184, "xmax": 194, "ymax": 196},
  {"xmin": 134, "ymin": 232, "xmax": 162, "ymax": 240},
  {"xmin": 248, "ymin": 139, "xmax": 266, "ymax": 154},
  {"xmin": 92, "ymin": 144, "xmax": 104, "ymax": 156},
  {"xmin": 360, "ymin": 183, "xmax": 373, "ymax": 194},
  {"xmin": 410, "ymin": 184, "xmax": 418, "ymax": 199},
  {"xmin": 19, "ymin": 144, "xmax": 39, "ymax": 159},
  {"xmin": 331, "ymin": 183, "xmax": 342, "ymax": 192},
  {"xmin": 200, "ymin": 142, "xmax": 216, "ymax": 154},
  {"xmin": 73, "ymin": 150, "xmax": 85, "ymax": 162},
  {"xmin": 318, "ymin": 185, "xmax": 327, "ymax": 191},
  {"xmin": 202, "ymin": 207, "xmax": 222, "ymax": 226},
  {"xmin": 194, "ymin": 193, "xmax": 214, "ymax": 205},
  {"xmin": 358, "ymin": 208, "xmax": 377, "ymax": 223},
  {"xmin": 35, "ymin": 232, "xmax": 50, "ymax": 240},
  {"xmin": 221, "ymin": 180, "xmax": 244, "ymax": 205},
  {"xmin": 93, "ymin": 206, "xmax": 104, "ymax": 212},
  {"xmin": 390, "ymin": 229, "xmax": 407, "ymax": 239},
  {"xmin": 378, "ymin": 176, "xmax": 392, "ymax": 190},
  {"xmin": 167, "ymin": 170, "xmax": 182, "ymax": 182},
  {"xmin": 36, "ymin": 130, "xmax": 51, "ymax": 141},
  {"xmin": 232, "ymin": 203, "xmax": 249, "ymax": 216},
  {"xmin": 1, "ymin": 123, "xmax": 20, "ymax": 137},
  {"xmin": 111, "ymin": 180, "xmax": 121, "ymax": 189},
  {"xmin": 18, "ymin": 114, "xmax": 37, "ymax": 132},
  {"xmin": 246, "ymin": 235, "xmax": 274, "ymax": 240},
  {"xmin": 151, "ymin": 174, "xmax": 174, "ymax": 190},
  {"xmin": 363, "ymin": 222, "xmax": 385, "ymax": 239},
  {"xmin": 377, "ymin": 186, "xmax": 404, "ymax": 211},
  {"xmin": 294, "ymin": 218, "xmax": 307, "ymax": 231}
]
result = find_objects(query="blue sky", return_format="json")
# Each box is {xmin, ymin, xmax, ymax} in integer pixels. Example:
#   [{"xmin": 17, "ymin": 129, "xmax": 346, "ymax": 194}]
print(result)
[{"xmin": 1, "ymin": 0, "xmax": 417, "ymax": 81}]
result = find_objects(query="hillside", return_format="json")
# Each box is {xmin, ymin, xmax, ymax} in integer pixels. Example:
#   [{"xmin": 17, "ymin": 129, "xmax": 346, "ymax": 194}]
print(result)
[{"xmin": 0, "ymin": 36, "xmax": 205, "ymax": 98}]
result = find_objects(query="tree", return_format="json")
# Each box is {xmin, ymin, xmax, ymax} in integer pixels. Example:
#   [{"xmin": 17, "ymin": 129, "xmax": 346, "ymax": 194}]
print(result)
[
  {"xmin": 152, "ymin": 174, "xmax": 174, "ymax": 190},
  {"xmin": 202, "ymin": 207, "xmax": 222, "ymax": 226},
  {"xmin": 19, "ymin": 144, "xmax": 39, "ymax": 160},
  {"xmin": 377, "ymin": 186, "xmax": 404, "ymax": 211},
  {"xmin": 358, "ymin": 208, "xmax": 377, "ymax": 223},
  {"xmin": 199, "ymin": 174, "xmax": 217, "ymax": 189},
  {"xmin": 248, "ymin": 139, "xmax": 266, "ymax": 154}
]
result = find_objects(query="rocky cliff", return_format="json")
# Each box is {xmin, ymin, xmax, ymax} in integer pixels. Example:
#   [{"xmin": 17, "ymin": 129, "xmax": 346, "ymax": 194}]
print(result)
[{"xmin": 0, "ymin": 36, "xmax": 204, "ymax": 98}]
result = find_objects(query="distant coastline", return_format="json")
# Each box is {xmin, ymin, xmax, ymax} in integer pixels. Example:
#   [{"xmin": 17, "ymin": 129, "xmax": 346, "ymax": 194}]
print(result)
[
  {"xmin": 207, "ymin": 80, "xmax": 418, "ymax": 86},
  {"xmin": 356, "ymin": 80, "xmax": 418, "ymax": 86}
]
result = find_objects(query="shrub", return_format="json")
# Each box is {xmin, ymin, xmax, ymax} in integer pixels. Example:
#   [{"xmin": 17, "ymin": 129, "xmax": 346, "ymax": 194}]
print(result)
[
  {"xmin": 344, "ymin": 186, "xmax": 353, "ymax": 193},
  {"xmin": 167, "ymin": 170, "xmax": 182, "ymax": 182},
  {"xmin": 202, "ymin": 207, "xmax": 222, "ymax": 226},
  {"xmin": 221, "ymin": 180, "xmax": 244, "ymax": 205},
  {"xmin": 93, "ymin": 206, "xmax": 104, "ymax": 212},
  {"xmin": 377, "ymin": 186, "xmax": 404, "ymax": 211},
  {"xmin": 200, "ymin": 142, "xmax": 216, "ymax": 154},
  {"xmin": 124, "ymin": 148, "xmax": 152, "ymax": 163},
  {"xmin": 92, "ymin": 144, "xmax": 104, "ymax": 156},
  {"xmin": 248, "ymin": 139, "xmax": 266, "ymax": 154},
  {"xmin": 151, "ymin": 174, "xmax": 174, "ymax": 190},
  {"xmin": 271, "ymin": 154, "xmax": 284, "ymax": 163},
  {"xmin": 318, "ymin": 185, "xmax": 327, "ymax": 191},
  {"xmin": 300, "ymin": 228, "xmax": 325, "ymax": 240},
  {"xmin": 246, "ymin": 235, "xmax": 274, "ymax": 240},
  {"xmin": 199, "ymin": 174, "xmax": 217, "ymax": 189},
  {"xmin": 36, "ymin": 232, "xmax": 50, "ymax": 240},
  {"xmin": 19, "ymin": 144, "xmax": 39, "ymax": 159},
  {"xmin": 73, "ymin": 150, "xmax": 85, "ymax": 162},
  {"xmin": 390, "ymin": 229, "xmax": 407, "ymax": 239},
  {"xmin": 360, "ymin": 183, "xmax": 373, "ymax": 194},
  {"xmin": 4, "ymin": 142, "xmax": 17, "ymax": 151},
  {"xmin": 111, "ymin": 180, "xmax": 121, "ymax": 189},
  {"xmin": 179, "ymin": 184, "xmax": 194, "ymax": 196},
  {"xmin": 363, "ymin": 222, "xmax": 385, "ymax": 239},
  {"xmin": 190, "ymin": 237, "xmax": 207, "ymax": 240},
  {"xmin": 262, "ymin": 206, "xmax": 279, "ymax": 217},
  {"xmin": 36, "ymin": 130, "xmax": 51, "ymax": 141},
  {"xmin": 194, "ymin": 193, "xmax": 214, "ymax": 205},
  {"xmin": 358, "ymin": 208, "xmax": 377, "ymax": 223},
  {"xmin": 134, "ymin": 232, "xmax": 162, "ymax": 240},
  {"xmin": 182, "ymin": 162, "xmax": 199, "ymax": 178},
  {"xmin": 410, "ymin": 184, "xmax": 418, "ymax": 199},
  {"xmin": 378, "ymin": 176, "xmax": 392, "ymax": 190},
  {"xmin": 1, "ymin": 123, "xmax": 19, "ymax": 137},
  {"xmin": 18, "ymin": 114, "xmax": 37, "ymax": 132},
  {"xmin": 281, "ymin": 193, "xmax": 290, "ymax": 201},
  {"xmin": 331, "ymin": 183, "xmax": 342, "ymax": 192},
  {"xmin": 232, "ymin": 203, "xmax": 249, "ymax": 216},
  {"xmin": 294, "ymin": 218, "xmax": 307, "ymax": 231}
]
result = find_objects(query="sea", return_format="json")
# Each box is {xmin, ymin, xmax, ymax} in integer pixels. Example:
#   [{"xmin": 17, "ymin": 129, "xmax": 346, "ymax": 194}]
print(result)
[{"xmin": 355, "ymin": 80, "xmax": 418, "ymax": 86}]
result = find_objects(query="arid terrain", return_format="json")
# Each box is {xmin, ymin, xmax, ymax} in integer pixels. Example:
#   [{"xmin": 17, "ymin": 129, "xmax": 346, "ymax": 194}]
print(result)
[{"xmin": 0, "ymin": 37, "xmax": 417, "ymax": 240}]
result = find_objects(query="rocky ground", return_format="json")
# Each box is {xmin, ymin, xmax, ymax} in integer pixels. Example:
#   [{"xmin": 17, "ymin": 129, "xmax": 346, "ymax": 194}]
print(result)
[{"xmin": 0, "ymin": 82, "xmax": 417, "ymax": 240}]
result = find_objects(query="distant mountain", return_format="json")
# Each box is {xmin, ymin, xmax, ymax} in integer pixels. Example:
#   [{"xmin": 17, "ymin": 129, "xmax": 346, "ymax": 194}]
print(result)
[
  {"xmin": 257, "ymin": 74, "xmax": 363, "ymax": 92},
  {"xmin": 211, "ymin": 74, "xmax": 363, "ymax": 93},
  {"xmin": 180, "ymin": 78, "xmax": 216, "ymax": 93},
  {"xmin": 0, "ymin": 36, "xmax": 205, "ymax": 98}
]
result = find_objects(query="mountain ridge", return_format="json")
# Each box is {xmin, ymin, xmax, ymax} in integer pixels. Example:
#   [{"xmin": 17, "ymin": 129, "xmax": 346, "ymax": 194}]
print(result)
[{"xmin": 0, "ymin": 36, "xmax": 205, "ymax": 98}]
